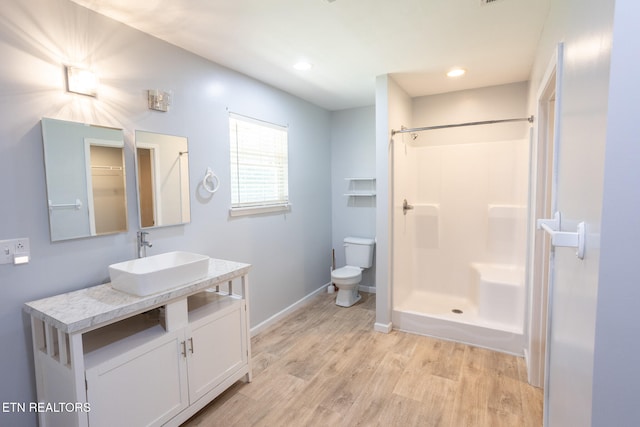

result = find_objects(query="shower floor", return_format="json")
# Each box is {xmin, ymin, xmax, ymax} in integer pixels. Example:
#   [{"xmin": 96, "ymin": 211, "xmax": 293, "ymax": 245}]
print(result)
[
  {"xmin": 395, "ymin": 290, "xmax": 479, "ymax": 321},
  {"xmin": 393, "ymin": 289, "xmax": 524, "ymax": 355}
]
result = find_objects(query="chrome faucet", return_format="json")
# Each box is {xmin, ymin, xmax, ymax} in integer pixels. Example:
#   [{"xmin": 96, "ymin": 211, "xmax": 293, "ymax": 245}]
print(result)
[{"xmin": 137, "ymin": 231, "xmax": 152, "ymax": 258}]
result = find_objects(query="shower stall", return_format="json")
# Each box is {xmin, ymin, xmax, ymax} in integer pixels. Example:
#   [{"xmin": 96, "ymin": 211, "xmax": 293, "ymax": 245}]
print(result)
[{"xmin": 391, "ymin": 116, "xmax": 531, "ymax": 355}]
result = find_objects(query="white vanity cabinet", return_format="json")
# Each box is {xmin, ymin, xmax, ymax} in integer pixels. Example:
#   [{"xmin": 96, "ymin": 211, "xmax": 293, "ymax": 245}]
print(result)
[
  {"xmin": 24, "ymin": 259, "xmax": 251, "ymax": 427},
  {"xmin": 84, "ymin": 324, "xmax": 187, "ymax": 427},
  {"xmin": 185, "ymin": 292, "xmax": 248, "ymax": 403}
]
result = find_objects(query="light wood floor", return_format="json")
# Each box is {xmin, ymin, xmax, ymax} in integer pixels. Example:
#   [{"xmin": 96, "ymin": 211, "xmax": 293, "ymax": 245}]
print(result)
[{"xmin": 183, "ymin": 292, "xmax": 543, "ymax": 427}]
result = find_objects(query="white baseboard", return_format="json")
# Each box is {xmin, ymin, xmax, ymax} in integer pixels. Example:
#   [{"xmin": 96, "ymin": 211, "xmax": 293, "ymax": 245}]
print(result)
[
  {"xmin": 523, "ymin": 348, "xmax": 542, "ymax": 387},
  {"xmin": 374, "ymin": 322, "xmax": 393, "ymax": 333},
  {"xmin": 250, "ymin": 283, "xmax": 330, "ymax": 337},
  {"xmin": 359, "ymin": 285, "xmax": 376, "ymax": 293}
]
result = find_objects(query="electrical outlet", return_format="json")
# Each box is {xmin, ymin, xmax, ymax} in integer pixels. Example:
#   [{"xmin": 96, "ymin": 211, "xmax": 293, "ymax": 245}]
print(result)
[
  {"xmin": 15, "ymin": 238, "xmax": 28, "ymax": 253},
  {"xmin": 0, "ymin": 238, "xmax": 30, "ymax": 265}
]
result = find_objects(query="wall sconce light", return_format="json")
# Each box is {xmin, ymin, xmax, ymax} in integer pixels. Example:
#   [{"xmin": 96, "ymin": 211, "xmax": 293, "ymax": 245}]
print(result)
[
  {"xmin": 148, "ymin": 89, "xmax": 172, "ymax": 112},
  {"xmin": 66, "ymin": 66, "xmax": 98, "ymax": 97}
]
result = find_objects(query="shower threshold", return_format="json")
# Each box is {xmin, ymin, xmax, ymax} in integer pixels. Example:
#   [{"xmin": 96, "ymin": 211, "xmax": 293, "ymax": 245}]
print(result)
[{"xmin": 392, "ymin": 290, "xmax": 524, "ymax": 355}]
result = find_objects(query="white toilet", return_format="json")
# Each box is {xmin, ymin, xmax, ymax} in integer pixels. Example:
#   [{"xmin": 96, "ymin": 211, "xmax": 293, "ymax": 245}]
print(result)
[{"xmin": 331, "ymin": 237, "xmax": 375, "ymax": 307}]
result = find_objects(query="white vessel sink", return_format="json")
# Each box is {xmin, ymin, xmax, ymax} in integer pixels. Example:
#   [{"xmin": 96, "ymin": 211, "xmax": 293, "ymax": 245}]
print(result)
[{"xmin": 109, "ymin": 251, "xmax": 210, "ymax": 296}]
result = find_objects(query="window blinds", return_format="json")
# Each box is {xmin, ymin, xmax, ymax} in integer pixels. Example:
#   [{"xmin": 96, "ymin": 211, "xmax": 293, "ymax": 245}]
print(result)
[{"xmin": 229, "ymin": 114, "xmax": 289, "ymax": 209}]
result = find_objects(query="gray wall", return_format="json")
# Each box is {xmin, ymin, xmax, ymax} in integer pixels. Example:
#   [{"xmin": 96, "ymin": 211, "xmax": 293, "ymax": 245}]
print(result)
[
  {"xmin": 0, "ymin": 0, "xmax": 331, "ymax": 423},
  {"xmin": 330, "ymin": 106, "xmax": 376, "ymax": 287},
  {"xmin": 412, "ymin": 82, "xmax": 530, "ymax": 145},
  {"xmin": 374, "ymin": 75, "xmax": 412, "ymax": 331},
  {"xmin": 592, "ymin": 0, "xmax": 640, "ymax": 424}
]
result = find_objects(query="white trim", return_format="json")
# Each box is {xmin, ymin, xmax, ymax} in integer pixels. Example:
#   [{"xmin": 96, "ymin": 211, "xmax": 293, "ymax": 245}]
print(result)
[
  {"xmin": 542, "ymin": 43, "xmax": 563, "ymax": 427},
  {"xmin": 374, "ymin": 322, "xmax": 392, "ymax": 333},
  {"xmin": 359, "ymin": 285, "xmax": 376, "ymax": 293},
  {"xmin": 229, "ymin": 111, "xmax": 288, "ymax": 130},
  {"xmin": 229, "ymin": 203, "xmax": 291, "ymax": 217},
  {"xmin": 84, "ymin": 140, "xmax": 96, "ymax": 236},
  {"xmin": 84, "ymin": 138, "xmax": 128, "ymax": 236},
  {"xmin": 84, "ymin": 137, "xmax": 126, "ymax": 236},
  {"xmin": 249, "ymin": 283, "xmax": 328, "ymax": 337},
  {"xmin": 528, "ymin": 43, "xmax": 564, "ymax": 394},
  {"xmin": 84, "ymin": 137, "xmax": 124, "ymax": 148},
  {"xmin": 135, "ymin": 142, "xmax": 162, "ymax": 227}
]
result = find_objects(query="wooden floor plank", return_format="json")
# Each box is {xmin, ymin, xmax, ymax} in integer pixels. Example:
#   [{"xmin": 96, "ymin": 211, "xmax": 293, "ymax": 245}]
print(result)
[
  {"xmin": 183, "ymin": 292, "xmax": 543, "ymax": 427},
  {"xmin": 450, "ymin": 369, "xmax": 490, "ymax": 427},
  {"xmin": 341, "ymin": 351, "xmax": 407, "ymax": 426}
]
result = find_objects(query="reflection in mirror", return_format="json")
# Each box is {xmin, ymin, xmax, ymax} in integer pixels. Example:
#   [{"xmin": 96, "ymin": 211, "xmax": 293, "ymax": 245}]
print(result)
[
  {"xmin": 41, "ymin": 118, "xmax": 128, "ymax": 241},
  {"xmin": 135, "ymin": 131, "xmax": 191, "ymax": 228}
]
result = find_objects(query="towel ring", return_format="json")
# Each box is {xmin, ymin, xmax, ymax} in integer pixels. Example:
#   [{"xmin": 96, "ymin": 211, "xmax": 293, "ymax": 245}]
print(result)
[{"xmin": 203, "ymin": 168, "xmax": 220, "ymax": 194}]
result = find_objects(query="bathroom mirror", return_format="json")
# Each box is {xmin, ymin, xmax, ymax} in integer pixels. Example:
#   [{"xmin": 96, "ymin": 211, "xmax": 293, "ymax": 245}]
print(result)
[
  {"xmin": 134, "ymin": 130, "xmax": 191, "ymax": 228},
  {"xmin": 41, "ymin": 118, "xmax": 128, "ymax": 241}
]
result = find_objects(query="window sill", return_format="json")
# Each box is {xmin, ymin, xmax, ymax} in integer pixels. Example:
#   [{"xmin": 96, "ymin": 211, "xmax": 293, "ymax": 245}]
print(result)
[{"xmin": 229, "ymin": 203, "xmax": 291, "ymax": 217}]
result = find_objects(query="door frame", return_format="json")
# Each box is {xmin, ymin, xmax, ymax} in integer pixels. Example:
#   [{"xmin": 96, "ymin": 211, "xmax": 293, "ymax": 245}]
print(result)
[
  {"xmin": 527, "ymin": 43, "xmax": 563, "ymax": 393},
  {"xmin": 84, "ymin": 137, "xmax": 127, "ymax": 236},
  {"xmin": 135, "ymin": 142, "xmax": 162, "ymax": 227}
]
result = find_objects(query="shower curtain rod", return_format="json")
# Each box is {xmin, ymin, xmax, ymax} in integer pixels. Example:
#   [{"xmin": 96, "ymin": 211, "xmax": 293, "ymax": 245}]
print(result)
[{"xmin": 391, "ymin": 115, "xmax": 534, "ymax": 136}]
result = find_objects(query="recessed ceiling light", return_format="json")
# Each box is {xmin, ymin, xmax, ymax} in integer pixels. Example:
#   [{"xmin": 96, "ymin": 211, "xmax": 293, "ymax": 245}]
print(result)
[
  {"xmin": 293, "ymin": 61, "xmax": 312, "ymax": 71},
  {"xmin": 447, "ymin": 68, "xmax": 466, "ymax": 78}
]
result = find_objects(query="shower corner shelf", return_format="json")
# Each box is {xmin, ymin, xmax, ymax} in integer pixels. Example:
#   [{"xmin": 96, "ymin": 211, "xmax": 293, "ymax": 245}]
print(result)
[
  {"xmin": 344, "ymin": 177, "xmax": 376, "ymax": 197},
  {"xmin": 343, "ymin": 192, "xmax": 377, "ymax": 197}
]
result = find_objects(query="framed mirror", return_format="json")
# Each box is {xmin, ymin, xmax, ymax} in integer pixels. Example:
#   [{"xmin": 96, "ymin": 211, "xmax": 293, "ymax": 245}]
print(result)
[
  {"xmin": 41, "ymin": 118, "xmax": 128, "ymax": 241},
  {"xmin": 134, "ymin": 130, "xmax": 191, "ymax": 228}
]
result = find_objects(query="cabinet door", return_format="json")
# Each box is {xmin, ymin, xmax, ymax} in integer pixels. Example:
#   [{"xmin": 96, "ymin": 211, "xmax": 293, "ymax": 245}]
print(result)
[
  {"xmin": 187, "ymin": 303, "xmax": 247, "ymax": 402},
  {"xmin": 85, "ymin": 331, "xmax": 188, "ymax": 427}
]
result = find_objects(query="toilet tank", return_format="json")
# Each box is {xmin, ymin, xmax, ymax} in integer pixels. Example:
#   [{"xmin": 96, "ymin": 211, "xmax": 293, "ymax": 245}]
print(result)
[{"xmin": 344, "ymin": 237, "xmax": 375, "ymax": 268}]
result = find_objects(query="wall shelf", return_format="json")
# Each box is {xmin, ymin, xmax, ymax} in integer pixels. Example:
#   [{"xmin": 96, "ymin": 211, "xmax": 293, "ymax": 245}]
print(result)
[{"xmin": 344, "ymin": 177, "xmax": 376, "ymax": 197}]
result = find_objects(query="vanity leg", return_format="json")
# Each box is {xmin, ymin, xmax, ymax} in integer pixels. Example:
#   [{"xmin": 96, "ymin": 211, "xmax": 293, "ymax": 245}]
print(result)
[
  {"xmin": 241, "ymin": 274, "xmax": 252, "ymax": 382},
  {"xmin": 68, "ymin": 333, "xmax": 89, "ymax": 427}
]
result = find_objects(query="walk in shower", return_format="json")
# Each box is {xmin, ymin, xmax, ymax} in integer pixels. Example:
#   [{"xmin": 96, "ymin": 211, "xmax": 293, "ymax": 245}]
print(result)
[{"xmin": 391, "ymin": 115, "xmax": 531, "ymax": 355}]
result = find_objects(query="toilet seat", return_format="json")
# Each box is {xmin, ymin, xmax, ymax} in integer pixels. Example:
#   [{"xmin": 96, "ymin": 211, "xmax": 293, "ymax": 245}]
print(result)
[{"xmin": 331, "ymin": 266, "xmax": 362, "ymax": 286}]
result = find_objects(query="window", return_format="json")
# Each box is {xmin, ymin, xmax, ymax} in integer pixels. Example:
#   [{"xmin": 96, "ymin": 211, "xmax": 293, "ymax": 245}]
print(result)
[{"xmin": 229, "ymin": 113, "xmax": 289, "ymax": 216}]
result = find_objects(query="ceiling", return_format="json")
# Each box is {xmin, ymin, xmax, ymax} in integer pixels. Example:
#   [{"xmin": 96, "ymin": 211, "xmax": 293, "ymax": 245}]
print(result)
[{"xmin": 70, "ymin": 0, "xmax": 550, "ymax": 111}]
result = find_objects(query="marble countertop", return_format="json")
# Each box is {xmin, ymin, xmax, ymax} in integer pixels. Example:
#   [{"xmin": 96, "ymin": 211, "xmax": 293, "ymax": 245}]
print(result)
[{"xmin": 24, "ymin": 258, "xmax": 251, "ymax": 334}]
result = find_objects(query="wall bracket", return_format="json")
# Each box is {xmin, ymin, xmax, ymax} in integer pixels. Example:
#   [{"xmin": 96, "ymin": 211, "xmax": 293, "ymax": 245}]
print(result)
[{"xmin": 537, "ymin": 211, "xmax": 585, "ymax": 259}]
